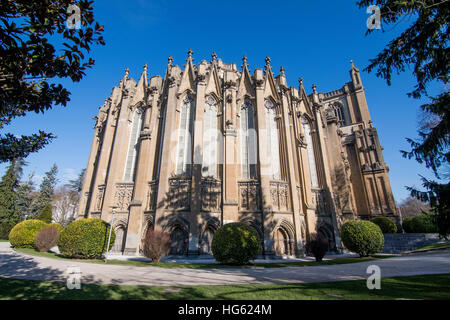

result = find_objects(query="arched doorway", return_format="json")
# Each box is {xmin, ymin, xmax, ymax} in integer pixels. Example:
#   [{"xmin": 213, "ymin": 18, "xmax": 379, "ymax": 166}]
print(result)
[
  {"xmin": 170, "ymin": 226, "xmax": 188, "ymax": 255},
  {"xmin": 318, "ymin": 225, "xmax": 335, "ymax": 251},
  {"xmin": 275, "ymin": 227, "xmax": 290, "ymax": 256},
  {"xmin": 112, "ymin": 226, "xmax": 126, "ymax": 253},
  {"xmin": 200, "ymin": 226, "xmax": 215, "ymax": 255}
]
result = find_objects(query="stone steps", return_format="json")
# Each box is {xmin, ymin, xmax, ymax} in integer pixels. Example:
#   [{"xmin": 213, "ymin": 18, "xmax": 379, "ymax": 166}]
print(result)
[{"xmin": 382, "ymin": 233, "xmax": 441, "ymax": 254}]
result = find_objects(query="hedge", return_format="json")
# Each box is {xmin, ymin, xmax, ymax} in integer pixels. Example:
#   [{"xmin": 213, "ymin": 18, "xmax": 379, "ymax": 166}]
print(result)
[
  {"xmin": 371, "ymin": 216, "xmax": 397, "ymax": 234},
  {"xmin": 58, "ymin": 218, "xmax": 115, "ymax": 259},
  {"xmin": 402, "ymin": 214, "xmax": 438, "ymax": 233},
  {"xmin": 9, "ymin": 219, "xmax": 48, "ymax": 248}
]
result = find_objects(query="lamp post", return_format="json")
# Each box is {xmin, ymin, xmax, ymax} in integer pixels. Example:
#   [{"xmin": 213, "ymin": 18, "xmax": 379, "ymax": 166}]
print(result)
[{"xmin": 105, "ymin": 206, "xmax": 117, "ymax": 263}]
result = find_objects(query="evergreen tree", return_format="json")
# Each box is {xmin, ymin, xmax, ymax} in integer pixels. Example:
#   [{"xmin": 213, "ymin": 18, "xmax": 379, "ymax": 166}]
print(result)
[
  {"xmin": 31, "ymin": 164, "xmax": 58, "ymax": 218},
  {"xmin": 16, "ymin": 172, "xmax": 36, "ymax": 221},
  {"xmin": 38, "ymin": 204, "xmax": 53, "ymax": 224},
  {"xmin": 357, "ymin": 0, "xmax": 449, "ymax": 238},
  {"xmin": 68, "ymin": 168, "xmax": 86, "ymax": 194},
  {"xmin": 0, "ymin": 160, "xmax": 20, "ymax": 239}
]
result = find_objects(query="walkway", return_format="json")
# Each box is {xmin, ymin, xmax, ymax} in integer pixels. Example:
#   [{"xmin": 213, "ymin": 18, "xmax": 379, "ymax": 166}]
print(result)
[{"xmin": 0, "ymin": 242, "xmax": 449, "ymax": 287}]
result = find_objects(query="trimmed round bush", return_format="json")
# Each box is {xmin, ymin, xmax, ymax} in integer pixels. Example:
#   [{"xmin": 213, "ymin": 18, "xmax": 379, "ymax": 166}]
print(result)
[
  {"xmin": 402, "ymin": 214, "xmax": 437, "ymax": 233},
  {"xmin": 211, "ymin": 222, "xmax": 261, "ymax": 265},
  {"xmin": 341, "ymin": 220, "xmax": 384, "ymax": 257},
  {"xmin": 58, "ymin": 218, "xmax": 115, "ymax": 259},
  {"xmin": 9, "ymin": 219, "xmax": 48, "ymax": 248},
  {"xmin": 371, "ymin": 216, "xmax": 397, "ymax": 234}
]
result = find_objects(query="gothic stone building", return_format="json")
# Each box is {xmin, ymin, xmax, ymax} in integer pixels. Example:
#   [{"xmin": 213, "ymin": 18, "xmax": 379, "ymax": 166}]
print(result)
[{"xmin": 78, "ymin": 50, "xmax": 399, "ymax": 257}]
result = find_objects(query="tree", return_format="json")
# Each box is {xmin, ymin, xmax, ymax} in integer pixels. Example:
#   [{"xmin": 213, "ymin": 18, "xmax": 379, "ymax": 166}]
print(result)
[
  {"xmin": 398, "ymin": 196, "xmax": 431, "ymax": 219},
  {"xmin": 52, "ymin": 185, "xmax": 77, "ymax": 227},
  {"xmin": 0, "ymin": 1, "xmax": 105, "ymax": 162},
  {"xmin": 15, "ymin": 172, "xmax": 37, "ymax": 221},
  {"xmin": 31, "ymin": 163, "xmax": 58, "ymax": 217},
  {"xmin": 38, "ymin": 203, "xmax": 52, "ymax": 224},
  {"xmin": 357, "ymin": 0, "xmax": 449, "ymax": 238},
  {"xmin": 0, "ymin": 160, "xmax": 20, "ymax": 238}
]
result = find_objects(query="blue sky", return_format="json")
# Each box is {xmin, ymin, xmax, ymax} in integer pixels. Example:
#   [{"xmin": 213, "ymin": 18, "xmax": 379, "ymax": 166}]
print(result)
[{"xmin": 0, "ymin": 0, "xmax": 444, "ymax": 202}]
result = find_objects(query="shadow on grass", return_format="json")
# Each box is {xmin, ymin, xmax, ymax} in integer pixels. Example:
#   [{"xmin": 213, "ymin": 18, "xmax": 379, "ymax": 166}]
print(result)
[{"xmin": 0, "ymin": 274, "xmax": 449, "ymax": 300}]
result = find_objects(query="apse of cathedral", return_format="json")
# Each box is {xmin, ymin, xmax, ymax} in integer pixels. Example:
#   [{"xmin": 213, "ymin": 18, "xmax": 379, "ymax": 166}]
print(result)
[{"xmin": 78, "ymin": 49, "xmax": 399, "ymax": 257}]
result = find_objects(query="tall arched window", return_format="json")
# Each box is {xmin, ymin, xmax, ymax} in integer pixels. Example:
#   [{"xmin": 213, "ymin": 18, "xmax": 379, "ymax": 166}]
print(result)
[
  {"xmin": 202, "ymin": 96, "xmax": 218, "ymax": 178},
  {"xmin": 240, "ymin": 99, "xmax": 257, "ymax": 179},
  {"xmin": 302, "ymin": 117, "xmax": 319, "ymax": 188},
  {"xmin": 265, "ymin": 100, "xmax": 281, "ymax": 180},
  {"xmin": 333, "ymin": 102, "xmax": 345, "ymax": 126},
  {"xmin": 124, "ymin": 108, "xmax": 144, "ymax": 181},
  {"xmin": 175, "ymin": 96, "xmax": 195, "ymax": 176}
]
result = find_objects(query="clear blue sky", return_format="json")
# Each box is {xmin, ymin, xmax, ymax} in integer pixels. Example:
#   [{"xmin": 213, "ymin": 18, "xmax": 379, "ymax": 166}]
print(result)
[{"xmin": 1, "ymin": 0, "xmax": 443, "ymax": 203}]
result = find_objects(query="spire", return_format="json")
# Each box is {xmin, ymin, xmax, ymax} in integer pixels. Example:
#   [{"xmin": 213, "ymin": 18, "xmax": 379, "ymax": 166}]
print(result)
[
  {"xmin": 211, "ymin": 52, "xmax": 217, "ymax": 61},
  {"xmin": 186, "ymin": 48, "xmax": 193, "ymax": 62},
  {"xmin": 241, "ymin": 54, "xmax": 249, "ymax": 70},
  {"xmin": 264, "ymin": 56, "xmax": 271, "ymax": 72},
  {"xmin": 350, "ymin": 59, "xmax": 362, "ymax": 88},
  {"xmin": 168, "ymin": 56, "xmax": 173, "ymax": 66},
  {"xmin": 312, "ymin": 84, "xmax": 319, "ymax": 104},
  {"xmin": 143, "ymin": 63, "xmax": 148, "ymax": 77},
  {"xmin": 131, "ymin": 63, "xmax": 149, "ymax": 108},
  {"xmin": 280, "ymin": 66, "xmax": 285, "ymax": 76},
  {"xmin": 298, "ymin": 77, "xmax": 304, "ymax": 88},
  {"xmin": 119, "ymin": 67, "xmax": 130, "ymax": 88}
]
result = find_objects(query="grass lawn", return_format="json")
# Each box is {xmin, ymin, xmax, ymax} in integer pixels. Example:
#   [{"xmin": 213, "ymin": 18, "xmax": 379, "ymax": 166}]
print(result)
[
  {"xmin": 417, "ymin": 242, "xmax": 450, "ymax": 251},
  {"xmin": 14, "ymin": 247, "xmax": 392, "ymax": 269},
  {"xmin": 0, "ymin": 274, "xmax": 449, "ymax": 300},
  {"xmin": 0, "ymin": 239, "xmax": 9, "ymax": 242}
]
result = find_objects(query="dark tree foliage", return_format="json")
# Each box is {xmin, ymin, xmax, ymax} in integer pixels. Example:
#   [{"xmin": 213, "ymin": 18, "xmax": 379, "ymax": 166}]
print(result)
[
  {"xmin": 357, "ymin": 0, "xmax": 449, "ymax": 238},
  {"xmin": 32, "ymin": 163, "xmax": 58, "ymax": 217},
  {"xmin": 0, "ymin": 160, "xmax": 20, "ymax": 238},
  {"xmin": 38, "ymin": 203, "xmax": 53, "ymax": 224},
  {"xmin": 0, "ymin": 1, "xmax": 105, "ymax": 162}
]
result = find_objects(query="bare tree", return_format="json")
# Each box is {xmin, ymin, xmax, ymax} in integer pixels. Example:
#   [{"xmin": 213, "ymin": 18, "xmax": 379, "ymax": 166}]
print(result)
[
  {"xmin": 52, "ymin": 185, "xmax": 77, "ymax": 227},
  {"xmin": 398, "ymin": 196, "xmax": 431, "ymax": 219}
]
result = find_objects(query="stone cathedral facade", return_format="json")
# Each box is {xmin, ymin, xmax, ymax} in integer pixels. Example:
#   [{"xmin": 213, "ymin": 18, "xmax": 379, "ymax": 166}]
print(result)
[{"xmin": 78, "ymin": 50, "xmax": 399, "ymax": 257}]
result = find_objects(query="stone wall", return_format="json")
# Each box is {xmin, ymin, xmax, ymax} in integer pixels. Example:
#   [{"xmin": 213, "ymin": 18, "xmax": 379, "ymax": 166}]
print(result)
[{"xmin": 382, "ymin": 233, "xmax": 441, "ymax": 253}]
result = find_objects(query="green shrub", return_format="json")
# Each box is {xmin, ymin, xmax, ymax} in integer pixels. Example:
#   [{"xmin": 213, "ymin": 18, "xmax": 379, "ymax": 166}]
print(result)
[
  {"xmin": 402, "ymin": 214, "xmax": 438, "ymax": 233},
  {"xmin": 38, "ymin": 204, "xmax": 53, "ymax": 223},
  {"xmin": 341, "ymin": 220, "xmax": 384, "ymax": 257},
  {"xmin": 9, "ymin": 219, "xmax": 48, "ymax": 248},
  {"xmin": 211, "ymin": 222, "xmax": 261, "ymax": 265},
  {"xmin": 58, "ymin": 218, "xmax": 115, "ymax": 259},
  {"xmin": 371, "ymin": 216, "xmax": 397, "ymax": 234}
]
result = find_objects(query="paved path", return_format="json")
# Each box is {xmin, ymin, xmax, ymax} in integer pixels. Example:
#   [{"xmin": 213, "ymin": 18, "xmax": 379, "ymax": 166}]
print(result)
[{"xmin": 0, "ymin": 242, "xmax": 449, "ymax": 287}]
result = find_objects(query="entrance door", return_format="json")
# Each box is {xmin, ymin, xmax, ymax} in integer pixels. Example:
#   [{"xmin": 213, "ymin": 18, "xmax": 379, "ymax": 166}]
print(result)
[
  {"xmin": 170, "ymin": 227, "xmax": 187, "ymax": 255},
  {"xmin": 112, "ymin": 227, "xmax": 125, "ymax": 253},
  {"xmin": 275, "ymin": 228, "xmax": 289, "ymax": 256}
]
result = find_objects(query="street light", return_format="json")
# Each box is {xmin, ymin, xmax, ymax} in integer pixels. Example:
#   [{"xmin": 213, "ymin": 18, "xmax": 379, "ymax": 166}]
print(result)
[{"xmin": 105, "ymin": 206, "xmax": 118, "ymax": 264}]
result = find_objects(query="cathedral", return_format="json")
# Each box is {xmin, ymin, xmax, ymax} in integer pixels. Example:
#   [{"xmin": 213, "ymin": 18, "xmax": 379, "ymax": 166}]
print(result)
[{"xmin": 77, "ymin": 50, "xmax": 399, "ymax": 257}]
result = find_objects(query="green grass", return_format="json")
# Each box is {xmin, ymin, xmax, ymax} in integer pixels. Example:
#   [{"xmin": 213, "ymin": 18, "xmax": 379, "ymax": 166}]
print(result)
[
  {"xmin": 14, "ymin": 247, "xmax": 393, "ymax": 269},
  {"xmin": 416, "ymin": 242, "xmax": 450, "ymax": 251},
  {"xmin": 0, "ymin": 274, "xmax": 449, "ymax": 300},
  {"xmin": 0, "ymin": 239, "xmax": 9, "ymax": 242}
]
